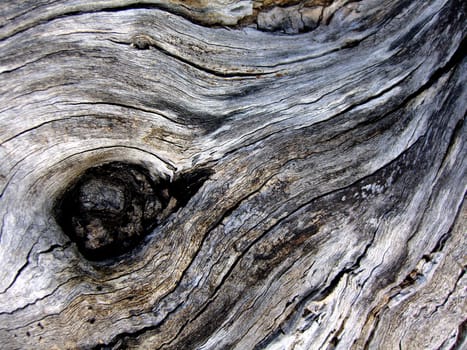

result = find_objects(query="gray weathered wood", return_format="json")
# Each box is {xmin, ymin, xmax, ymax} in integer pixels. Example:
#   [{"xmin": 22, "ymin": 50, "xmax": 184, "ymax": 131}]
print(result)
[{"xmin": 0, "ymin": 0, "xmax": 465, "ymax": 349}]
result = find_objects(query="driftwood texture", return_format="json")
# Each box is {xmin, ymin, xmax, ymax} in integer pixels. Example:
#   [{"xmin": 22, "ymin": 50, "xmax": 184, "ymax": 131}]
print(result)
[{"xmin": 0, "ymin": 0, "xmax": 466, "ymax": 349}]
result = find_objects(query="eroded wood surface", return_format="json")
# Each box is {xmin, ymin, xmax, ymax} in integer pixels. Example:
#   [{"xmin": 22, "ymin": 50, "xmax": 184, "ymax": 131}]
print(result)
[{"xmin": 0, "ymin": 0, "xmax": 465, "ymax": 349}]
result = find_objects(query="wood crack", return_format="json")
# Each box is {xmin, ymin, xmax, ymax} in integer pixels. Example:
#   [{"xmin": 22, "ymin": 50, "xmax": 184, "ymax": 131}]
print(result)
[{"xmin": 119, "ymin": 36, "xmax": 273, "ymax": 78}]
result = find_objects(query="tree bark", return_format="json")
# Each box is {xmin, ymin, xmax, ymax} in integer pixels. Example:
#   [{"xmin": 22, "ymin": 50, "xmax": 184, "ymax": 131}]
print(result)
[{"xmin": 0, "ymin": 0, "xmax": 465, "ymax": 349}]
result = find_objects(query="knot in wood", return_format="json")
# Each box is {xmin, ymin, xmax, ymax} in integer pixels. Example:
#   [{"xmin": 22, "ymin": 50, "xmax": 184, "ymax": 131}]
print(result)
[
  {"xmin": 131, "ymin": 34, "xmax": 155, "ymax": 50},
  {"xmin": 55, "ymin": 162, "xmax": 166, "ymax": 261}
]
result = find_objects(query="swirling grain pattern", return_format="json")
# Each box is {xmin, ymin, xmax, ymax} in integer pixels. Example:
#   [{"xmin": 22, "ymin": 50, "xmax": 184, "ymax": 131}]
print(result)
[{"xmin": 0, "ymin": 0, "xmax": 465, "ymax": 349}]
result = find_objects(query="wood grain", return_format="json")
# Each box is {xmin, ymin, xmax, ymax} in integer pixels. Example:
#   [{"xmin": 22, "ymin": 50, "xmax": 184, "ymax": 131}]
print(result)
[{"xmin": 0, "ymin": 0, "xmax": 465, "ymax": 349}]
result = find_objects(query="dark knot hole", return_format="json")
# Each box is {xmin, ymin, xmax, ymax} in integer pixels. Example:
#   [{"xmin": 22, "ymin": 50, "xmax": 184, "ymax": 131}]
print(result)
[{"xmin": 54, "ymin": 162, "xmax": 211, "ymax": 261}]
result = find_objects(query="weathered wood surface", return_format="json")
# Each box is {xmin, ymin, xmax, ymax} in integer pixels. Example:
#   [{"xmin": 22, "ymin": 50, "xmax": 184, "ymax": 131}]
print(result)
[{"xmin": 0, "ymin": 0, "xmax": 465, "ymax": 349}]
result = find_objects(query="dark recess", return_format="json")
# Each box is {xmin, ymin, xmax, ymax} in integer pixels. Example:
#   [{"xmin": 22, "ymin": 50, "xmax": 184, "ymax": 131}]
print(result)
[{"xmin": 54, "ymin": 162, "xmax": 212, "ymax": 261}]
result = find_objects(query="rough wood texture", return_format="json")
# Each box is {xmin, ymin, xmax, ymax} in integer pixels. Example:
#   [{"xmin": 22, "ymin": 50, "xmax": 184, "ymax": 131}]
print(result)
[{"xmin": 0, "ymin": 0, "xmax": 465, "ymax": 349}]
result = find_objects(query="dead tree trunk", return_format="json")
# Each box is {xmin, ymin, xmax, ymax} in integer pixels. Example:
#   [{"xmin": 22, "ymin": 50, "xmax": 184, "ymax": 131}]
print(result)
[{"xmin": 0, "ymin": 0, "xmax": 465, "ymax": 349}]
